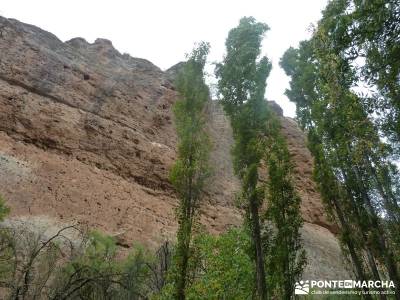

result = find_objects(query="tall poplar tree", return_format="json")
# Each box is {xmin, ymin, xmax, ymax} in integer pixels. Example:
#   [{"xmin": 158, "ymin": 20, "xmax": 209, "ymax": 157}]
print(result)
[
  {"xmin": 281, "ymin": 1, "xmax": 400, "ymax": 297},
  {"xmin": 169, "ymin": 42, "xmax": 211, "ymax": 300},
  {"xmin": 264, "ymin": 114, "xmax": 306, "ymax": 299},
  {"xmin": 215, "ymin": 17, "xmax": 272, "ymax": 299},
  {"xmin": 333, "ymin": 0, "xmax": 400, "ymax": 148}
]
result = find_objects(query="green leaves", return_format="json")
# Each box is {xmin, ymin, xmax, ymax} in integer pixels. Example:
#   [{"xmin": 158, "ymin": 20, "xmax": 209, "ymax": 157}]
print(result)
[
  {"xmin": 215, "ymin": 17, "xmax": 272, "ymax": 300},
  {"xmin": 281, "ymin": 1, "xmax": 400, "ymax": 294},
  {"xmin": 186, "ymin": 229, "xmax": 255, "ymax": 300},
  {"xmin": 263, "ymin": 113, "xmax": 306, "ymax": 299},
  {"xmin": 168, "ymin": 42, "xmax": 211, "ymax": 299},
  {"xmin": 217, "ymin": 16, "xmax": 306, "ymax": 299},
  {"xmin": 216, "ymin": 17, "xmax": 271, "ymax": 116},
  {"xmin": 51, "ymin": 231, "xmax": 154, "ymax": 300}
]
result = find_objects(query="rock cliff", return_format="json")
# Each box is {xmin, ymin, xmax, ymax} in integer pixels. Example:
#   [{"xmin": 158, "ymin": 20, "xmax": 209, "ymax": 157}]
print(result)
[{"xmin": 0, "ymin": 16, "xmax": 350, "ymax": 279}]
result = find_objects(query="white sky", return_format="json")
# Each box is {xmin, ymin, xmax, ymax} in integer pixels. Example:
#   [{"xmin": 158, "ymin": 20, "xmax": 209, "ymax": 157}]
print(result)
[{"xmin": 1, "ymin": 0, "xmax": 328, "ymax": 117}]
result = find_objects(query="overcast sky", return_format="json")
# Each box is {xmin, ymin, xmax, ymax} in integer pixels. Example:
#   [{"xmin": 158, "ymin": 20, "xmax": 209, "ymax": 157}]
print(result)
[{"xmin": 1, "ymin": 0, "xmax": 328, "ymax": 117}]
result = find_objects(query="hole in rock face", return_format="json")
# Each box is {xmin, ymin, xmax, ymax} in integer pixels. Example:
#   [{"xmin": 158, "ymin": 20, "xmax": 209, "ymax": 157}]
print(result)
[{"xmin": 83, "ymin": 74, "xmax": 90, "ymax": 80}]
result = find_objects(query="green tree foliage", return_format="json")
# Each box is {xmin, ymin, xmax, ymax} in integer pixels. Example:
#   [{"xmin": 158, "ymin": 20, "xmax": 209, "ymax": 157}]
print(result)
[
  {"xmin": 158, "ymin": 229, "xmax": 256, "ymax": 300},
  {"xmin": 51, "ymin": 231, "xmax": 153, "ymax": 300},
  {"xmin": 215, "ymin": 16, "xmax": 272, "ymax": 299},
  {"xmin": 0, "ymin": 223, "xmax": 168, "ymax": 300},
  {"xmin": 169, "ymin": 42, "xmax": 211, "ymax": 300},
  {"xmin": 312, "ymin": 0, "xmax": 400, "ymax": 149},
  {"xmin": 348, "ymin": 0, "xmax": 400, "ymax": 148},
  {"xmin": 281, "ymin": 1, "xmax": 400, "ymax": 298},
  {"xmin": 186, "ymin": 229, "xmax": 255, "ymax": 300},
  {"xmin": 263, "ymin": 114, "xmax": 306, "ymax": 299}
]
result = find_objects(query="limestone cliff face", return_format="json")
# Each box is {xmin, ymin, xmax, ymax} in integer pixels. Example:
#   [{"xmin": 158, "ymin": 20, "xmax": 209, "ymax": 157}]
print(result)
[{"xmin": 0, "ymin": 17, "xmax": 349, "ymax": 279}]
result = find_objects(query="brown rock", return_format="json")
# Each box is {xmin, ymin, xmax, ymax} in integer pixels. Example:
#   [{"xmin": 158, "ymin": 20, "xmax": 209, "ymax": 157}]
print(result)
[{"xmin": 268, "ymin": 100, "xmax": 284, "ymax": 116}]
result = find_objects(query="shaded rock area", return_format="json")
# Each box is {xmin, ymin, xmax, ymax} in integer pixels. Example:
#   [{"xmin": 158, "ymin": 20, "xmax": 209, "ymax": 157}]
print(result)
[{"xmin": 0, "ymin": 16, "xmax": 349, "ymax": 279}]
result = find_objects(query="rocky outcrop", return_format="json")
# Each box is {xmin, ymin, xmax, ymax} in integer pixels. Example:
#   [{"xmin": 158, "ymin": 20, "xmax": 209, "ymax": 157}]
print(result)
[{"xmin": 0, "ymin": 16, "xmax": 349, "ymax": 279}]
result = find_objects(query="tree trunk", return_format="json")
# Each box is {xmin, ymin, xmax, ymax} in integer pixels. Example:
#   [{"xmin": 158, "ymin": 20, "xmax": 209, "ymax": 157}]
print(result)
[
  {"xmin": 353, "ymin": 166, "xmax": 400, "ymax": 300},
  {"xmin": 331, "ymin": 195, "xmax": 373, "ymax": 300},
  {"xmin": 249, "ymin": 192, "xmax": 268, "ymax": 300}
]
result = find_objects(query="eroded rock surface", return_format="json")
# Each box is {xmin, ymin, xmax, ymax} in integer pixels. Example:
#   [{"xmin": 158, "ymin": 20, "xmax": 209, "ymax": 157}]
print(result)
[{"xmin": 0, "ymin": 16, "xmax": 349, "ymax": 279}]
